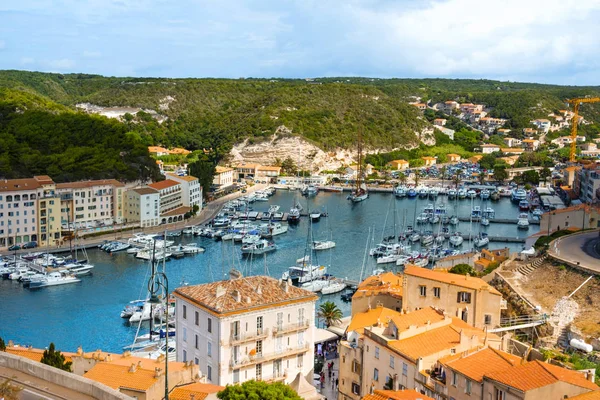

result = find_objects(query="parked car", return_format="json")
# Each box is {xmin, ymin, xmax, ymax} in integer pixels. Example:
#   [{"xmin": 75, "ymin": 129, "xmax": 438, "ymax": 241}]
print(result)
[
  {"xmin": 22, "ymin": 241, "xmax": 37, "ymax": 249},
  {"xmin": 8, "ymin": 244, "xmax": 21, "ymax": 251}
]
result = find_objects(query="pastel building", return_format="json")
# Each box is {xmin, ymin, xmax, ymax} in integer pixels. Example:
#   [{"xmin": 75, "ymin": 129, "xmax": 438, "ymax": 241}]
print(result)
[
  {"xmin": 213, "ymin": 166, "xmax": 235, "ymax": 189},
  {"xmin": 123, "ymin": 188, "xmax": 161, "ymax": 228},
  {"xmin": 166, "ymin": 174, "xmax": 203, "ymax": 211},
  {"xmin": 174, "ymin": 272, "xmax": 318, "ymax": 386},
  {"xmin": 148, "ymin": 179, "xmax": 189, "ymax": 224}
]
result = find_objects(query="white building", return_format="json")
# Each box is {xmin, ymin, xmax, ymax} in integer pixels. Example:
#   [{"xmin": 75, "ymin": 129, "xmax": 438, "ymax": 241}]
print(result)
[
  {"xmin": 174, "ymin": 272, "xmax": 318, "ymax": 386},
  {"xmin": 167, "ymin": 174, "xmax": 203, "ymax": 212},
  {"xmin": 148, "ymin": 179, "xmax": 189, "ymax": 224},
  {"xmin": 531, "ymin": 119, "xmax": 552, "ymax": 133},
  {"xmin": 479, "ymin": 144, "xmax": 500, "ymax": 154},
  {"xmin": 213, "ymin": 167, "xmax": 234, "ymax": 189},
  {"xmin": 276, "ymin": 176, "xmax": 328, "ymax": 186},
  {"xmin": 56, "ymin": 179, "xmax": 125, "ymax": 229},
  {"xmin": 0, "ymin": 177, "xmax": 45, "ymax": 248},
  {"xmin": 123, "ymin": 187, "xmax": 160, "ymax": 228}
]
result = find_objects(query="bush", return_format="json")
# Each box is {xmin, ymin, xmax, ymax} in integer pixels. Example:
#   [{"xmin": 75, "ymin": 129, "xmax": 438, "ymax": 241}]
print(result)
[{"xmin": 449, "ymin": 264, "xmax": 476, "ymax": 276}]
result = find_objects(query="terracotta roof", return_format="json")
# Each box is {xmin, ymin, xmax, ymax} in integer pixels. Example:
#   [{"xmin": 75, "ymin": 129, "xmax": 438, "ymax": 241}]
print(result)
[
  {"xmin": 565, "ymin": 166, "xmax": 582, "ymax": 172},
  {"xmin": 167, "ymin": 173, "xmax": 198, "ymax": 182},
  {"xmin": 215, "ymin": 166, "xmax": 233, "ymax": 173},
  {"xmin": 447, "ymin": 154, "xmax": 461, "ymax": 157},
  {"xmin": 131, "ymin": 187, "xmax": 158, "ymax": 196},
  {"xmin": 501, "ymin": 148, "xmax": 524, "ymax": 153},
  {"xmin": 347, "ymin": 306, "xmax": 402, "ymax": 334},
  {"xmin": 6, "ymin": 346, "xmax": 75, "ymax": 363},
  {"xmin": 174, "ymin": 275, "xmax": 318, "ymax": 316},
  {"xmin": 148, "ymin": 146, "xmax": 169, "ymax": 153},
  {"xmin": 56, "ymin": 179, "xmax": 124, "ymax": 189},
  {"xmin": 389, "ymin": 307, "xmax": 447, "ymax": 332},
  {"xmin": 568, "ymin": 391, "xmax": 600, "ymax": 400},
  {"xmin": 441, "ymin": 347, "xmax": 521, "ymax": 382},
  {"xmin": 256, "ymin": 166, "xmax": 282, "ymax": 171},
  {"xmin": 168, "ymin": 382, "xmax": 224, "ymax": 400},
  {"xmin": 404, "ymin": 266, "xmax": 501, "ymax": 295},
  {"xmin": 84, "ymin": 363, "xmax": 157, "ymax": 391},
  {"xmin": 354, "ymin": 272, "xmax": 403, "ymax": 299},
  {"xmin": 422, "ymin": 156, "xmax": 436, "ymax": 160},
  {"xmin": 33, "ymin": 175, "xmax": 55, "ymax": 185},
  {"xmin": 161, "ymin": 206, "xmax": 191, "ymax": 217},
  {"xmin": 169, "ymin": 147, "xmax": 191, "ymax": 155},
  {"xmin": 389, "ymin": 159, "xmax": 409, "ymax": 164},
  {"xmin": 77, "ymin": 350, "xmax": 188, "ymax": 372},
  {"xmin": 234, "ymin": 163, "xmax": 260, "ymax": 169},
  {"xmin": 485, "ymin": 360, "xmax": 598, "ymax": 392},
  {"xmin": 363, "ymin": 389, "xmax": 434, "ymax": 400},
  {"xmin": 480, "ymin": 144, "xmax": 500, "ymax": 148},
  {"xmin": 523, "ymin": 139, "xmax": 539, "ymax": 143},
  {"xmin": 148, "ymin": 179, "xmax": 180, "ymax": 190},
  {"xmin": 0, "ymin": 178, "xmax": 41, "ymax": 192}
]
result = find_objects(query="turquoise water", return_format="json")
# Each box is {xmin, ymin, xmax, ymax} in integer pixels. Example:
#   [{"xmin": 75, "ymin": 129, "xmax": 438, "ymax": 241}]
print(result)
[{"xmin": 0, "ymin": 191, "xmax": 537, "ymax": 353}]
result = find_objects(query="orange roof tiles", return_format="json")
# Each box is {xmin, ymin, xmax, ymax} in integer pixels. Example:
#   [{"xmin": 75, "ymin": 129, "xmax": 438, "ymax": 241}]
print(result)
[
  {"xmin": 389, "ymin": 307, "xmax": 446, "ymax": 332},
  {"xmin": 174, "ymin": 275, "xmax": 318, "ymax": 316},
  {"xmin": 0, "ymin": 178, "xmax": 41, "ymax": 192},
  {"xmin": 56, "ymin": 179, "xmax": 124, "ymax": 189},
  {"xmin": 354, "ymin": 272, "xmax": 403, "ymax": 299},
  {"xmin": 84, "ymin": 363, "xmax": 158, "ymax": 391},
  {"xmin": 6, "ymin": 346, "xmax": 75, "ymax": 363},
  {"xmin": 166, "ymin": 173, "xmax": 198, "ymax": 182},
  {"xmin": 169, "ymin": 382, "xmax": 224, "ymax": 400},
  {"xmin": 78, "ymin": 351, "xmax": 188, "ymax": 373},
  {"xmin": 148, "ymin": 146, "xmax": 169, "ymax": 153},
  {"xmin": 568, "ymin": 391, "xmax": 600, "ymax": 400},
  {"xmin": 363, "ymin": 389, "xmax": 434, "ymax": 400},
  {"xmin": 215, "ymin": 166, "xmax": 233, "ymax": 173},
  {"xmin": 404, "ymin": 266, "xmax": 501, "ymax": 295},
  {"xmin": 169, "ymin": 147, "xmax": 191, "ymax": 155},
  {"xmin": 347, "ymin": 306, "xmax": 402, "ymax": 334},
  {"xmin": 485, "ymin": 360, "xmax": 598, "ymax": 392},
  {"xmin": 256, "ymin": 166, "xmax": 282, "ymax": 171},
  {"xmin": 422, "ymin": 156, "xmax": 436, "ymax": 160},
  {"xmin": 442, "ymin": 347, "xmax": 521, "ymax": 382},
  {"xmin": 131, "ymin": 187, "xmax": 158, "ymax": 196},
  {"xmin": 148, "ymin": 179, "xmax": 180, "ymax": 190},
  {"xmin": 447, "ymin": 154, "xmax": 461, "ymax": 158}
]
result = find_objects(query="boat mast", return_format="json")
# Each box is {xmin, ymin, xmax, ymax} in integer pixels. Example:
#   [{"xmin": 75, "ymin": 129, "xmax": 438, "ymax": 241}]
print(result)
[{"xmin": 356, "ymin": 128, "xmax": 363, "ymax": 194}]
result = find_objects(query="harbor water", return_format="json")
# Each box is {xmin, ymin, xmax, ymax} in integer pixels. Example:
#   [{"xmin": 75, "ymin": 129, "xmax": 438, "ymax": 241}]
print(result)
[{"xmin": 0, "ymin": 190, "xmax": 538, "ymax": 353}]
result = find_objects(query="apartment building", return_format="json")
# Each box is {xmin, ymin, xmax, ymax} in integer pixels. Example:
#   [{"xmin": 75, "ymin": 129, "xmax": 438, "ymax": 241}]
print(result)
[
  {"xmin": 577, "ymin": 164, "xmax": 600, "ymax": 204},
  {"xmin": 123, "ymin": 188, "xmax": 160, "ymax": 228},
  {"xmin": 36, "ymin": 176, "xmax": 62, "ymax": 249},
  {"xmin": 522, "ymin": 139, "xmax": 540, "ymax": 152},
  {"xmin": 166, "ymin": 173, "xmax": 203, "ymax": 211},
  {"xmin": 539, "ymin": 204, "xmax": 600, "ymax": 233},
  {"xmin": 402, "ymin": 266, "xmax": 503, "ymax": 329},
  {"xmin": 148, "ymin": 179, "xmax": 191, "ymax": 223},
  {"xmin": 351, "ymin": 272, "xmax": 403, "ymax": 316},
  {"xmin": 174, "ymin": 272, "xmax": 318, "ymax": 386},
  {"xmin": 213, "ymin": 166, "xmax": 234, "ymax": 188},
  {"xmin": 356, "ymin": 307, "xmax": 502, "ymax": 399},
  {"xmin": 479, "ymin": 144, "xmax": 501, "ymax": 154},
  {"xmin": 56, "ymin": 179, "xmax": 125, "ymax": 229}
]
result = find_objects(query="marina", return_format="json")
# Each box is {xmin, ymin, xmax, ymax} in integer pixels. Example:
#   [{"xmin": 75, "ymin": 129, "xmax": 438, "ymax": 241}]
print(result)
[{"xmin": 0, "ymin": 188, "xmax": 539, "ymax": 353}]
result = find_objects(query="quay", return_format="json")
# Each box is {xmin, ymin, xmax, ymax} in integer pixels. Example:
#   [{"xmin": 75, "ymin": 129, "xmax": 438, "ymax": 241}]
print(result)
[{"xmin": 457, "ymin": 216, "xmax": 540, "ymax": 225}]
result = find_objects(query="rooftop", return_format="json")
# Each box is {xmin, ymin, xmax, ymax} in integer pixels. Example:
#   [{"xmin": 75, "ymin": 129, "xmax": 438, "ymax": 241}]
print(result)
[
  {"xmin": 568, "ymin": 392, "xmax": 600, "ymax": 400},
  {"xmin": 389, "ymin": 307, "xmax": 446, "ymax": 333},
  {"xmin": 404, "ymin": 266, "xmax": 501, "ymax": 295},
  {"xmin": 256, "ymin": 166, "xmax": 282, "ymax": 171},
  {"xmin": 0, "ymin": 178, "xmax": 41, "ymax": 192},
  {"xmin": 161, "ymin": 205, "xmax": 191, "ymax": 217},
  {"xmin": 56, "ymin": 179, "xmax": 124, "ymax": 189},
  {"xmin": 441, "ymin": 347, "xmax": 521, "ymax": 382},
  {"xmin": 148, "ymin": 179, "xmax": 180, "ymax": 191},
  {"xmin": 485, "ymin": 360, "xmax": 598, "ymax": 392},
  {"xmin": 5, "ymin": 345, "xmax": 76, "ymax": 363},
  {"xmin": 131, "ymin": 187, "xmax": 159, "ymax": 196},
  {"xmin": 215, "ymin": 166, "xmax": 233, "ymax": 173},
  {"xmin": 347, "ymin": 306, "xmax": 403, "ymax": 334},
  {"xmin": 363, "ymin": 389, "xmax": 434, "ymax": 400},
  {"xmin": 83, "ymin": 363, "xmax": 158, "ymax": 392},
  {"xmin": 354, "ymin": 272, "xmax": 403, "ymax": 299},
  {"xmin": 169, "ymin": 382, "xmax": 224, "ymax": 400},
  {"xmin": 148, "ymin": 146, "xmax": 169, "ymax": 153},
  {"xmin": 174, "ymin": 273, "xmax": 318, "ymax": 316},
  {"xmin": 167, "ymin": 173, "xmax": 198, "ymax": 182}
]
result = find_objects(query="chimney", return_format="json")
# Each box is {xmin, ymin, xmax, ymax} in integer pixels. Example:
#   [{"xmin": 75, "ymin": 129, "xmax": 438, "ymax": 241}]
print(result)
[
  {"xmin": 123, "ymin": 351, "xmax": 131, "ymax": 358},
  {"xmin": 246, "ymin": 296, "xmax": 252, "ymax": 304},
  {"xmin": 280, "ymin": 279, "xmax": 289, "ymax": 293},
  {"xmin": 129, "ymin": 363, "xmax": 137, "ymax": 373},
  {"xmin": 77, "ymin": 346, "xmax": 83, "ymax": 355},
  {"xmin": 256, "ymin": 285, "xmax": 262, "ymax": 295},
  {"xmin": 232, "ymin": 289, "xmax": 241, "ymax": 303},
  {"xmin": 154, "ymin": 367, "xmax": 163, "ymax": 378},
  {"xmin": 229, "ymin": 269, "xmax": 242, "ymax": 280},
  {"xmin": 137, "ymin": 361, "xmax": 142, "ymax": 368},
  {"xmin": 216, "ymin": 285, "xmax": 226, "ymax": 298}
]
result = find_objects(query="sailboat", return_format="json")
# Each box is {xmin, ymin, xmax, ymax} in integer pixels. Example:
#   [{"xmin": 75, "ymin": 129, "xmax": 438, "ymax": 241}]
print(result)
[{"xmin": 348, "ymin": 129, "xmax": 369, "ymax": 203}]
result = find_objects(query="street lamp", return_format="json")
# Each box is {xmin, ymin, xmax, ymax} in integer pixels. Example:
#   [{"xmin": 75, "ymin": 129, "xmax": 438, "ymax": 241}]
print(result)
[{"xmin": 148, "ymin": 269, "xmax": 169, "ymax": 400}]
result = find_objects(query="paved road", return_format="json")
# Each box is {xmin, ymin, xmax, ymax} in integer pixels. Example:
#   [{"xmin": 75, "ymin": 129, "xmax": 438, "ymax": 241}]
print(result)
[{"xmin": 548, "ymin": 230, "xmax": 600, "ymax": 273}]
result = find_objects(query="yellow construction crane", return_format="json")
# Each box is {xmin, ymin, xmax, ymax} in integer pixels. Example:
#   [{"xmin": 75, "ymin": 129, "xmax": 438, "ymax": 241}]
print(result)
[{"xmin": 566, "ymin": 96, "xmax": 600, "ymax": 162}]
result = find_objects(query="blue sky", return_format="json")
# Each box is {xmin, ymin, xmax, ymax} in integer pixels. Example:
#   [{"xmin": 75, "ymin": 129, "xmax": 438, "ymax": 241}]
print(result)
[{"xmin": 2, "ymin": 0, "xmax": 600, "ymax": 84}]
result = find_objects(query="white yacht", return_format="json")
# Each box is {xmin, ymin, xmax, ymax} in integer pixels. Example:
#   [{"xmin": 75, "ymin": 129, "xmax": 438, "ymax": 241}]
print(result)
[
  {"xmin": 282, "ymin": 264, "xmax": 327, "ymax": 284},
  {"xmin": 517, "ymin": 213, "xmax": 530, "ymax": 229},
  {"xmin": 449, "ymin": 232, "xmax": 464, "ymax": 246},
  {"xmin": 312, "ymin": 240, "xmax": 336, "ymax": 251},
  {"xmin": 321, "ymin": 281, "xmax": 347, "ymax": 295},
  {"xmin": 300, "ymin": 279, "xmax": 329, "ymax": 292},
  {"xmin": 268, "ymin": 205, "xmax": 280, "ymax": 213},
  {"xmin": 475, "ymin": 233, "xmax": 490, "ymax": 247},
  {"xmin": 241, "ymin": 240, "xmax": 276, "ymax": 255},
  {"xmin": 28, "ymin": 271, "xmax": 80, "ymax": 289}
]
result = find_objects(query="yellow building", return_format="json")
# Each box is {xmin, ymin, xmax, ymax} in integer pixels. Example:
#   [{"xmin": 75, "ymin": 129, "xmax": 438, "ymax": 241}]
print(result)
[
  {"xmin": 421, "ymin": 156, "xmax": 437, "ymax": 166},
  {"xmin": 351, "ymin": 272, "xmax": 403, "ymax": 316},
  {"xmin": 447, "ymin": 154, "xmax": 461, "ymax": 163},
  {"xmin": 388, "ymin": 160, "xmax": 410, "ymax": 170},
  {"xmin": 402, "ymin": 266, "xmax": 503, "ymax": 329}
]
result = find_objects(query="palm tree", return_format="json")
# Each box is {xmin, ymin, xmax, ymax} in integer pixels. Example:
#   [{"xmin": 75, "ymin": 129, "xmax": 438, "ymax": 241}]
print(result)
[
  {"xmin": 317, "ymin": 301, "xmax": 343, "ymax": 328},
  {"xmin": 478, "ymin": 171, "xmax": 486, "ymax": 185},
  {"xmin": 398, "ymin": 172, "xmax": 407, "ymax": 187},
  {"xmin": 440, "ymin": 166, "xmax": 447, "ymax": 188},
  {"xmin": 453, "ymin": 169, "xmax": 463, "ymax": 188},
  {"xmin": 0, "ymin": 379, "xmax": 23, "ymax": 400},
  {"xmin": 413, "ymin": 172, "xmax": 420, "ymax": 187}
]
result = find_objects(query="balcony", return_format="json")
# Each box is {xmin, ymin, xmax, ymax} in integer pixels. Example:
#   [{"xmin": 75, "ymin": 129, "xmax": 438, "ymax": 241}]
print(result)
[
  {"xmin": 272, "ymin": 320, "xmax": 310, "ymax": 336},
  {"xmin": 221, "ymin": 328, "xmax": 270, "ymax": 346},
  {"xmin": 229, "ymin": 343, "xmax": 310, "ymax": 369},
  {"xmin": 258, "ymin": 372, "xmax": 287, "ymax": 383}
]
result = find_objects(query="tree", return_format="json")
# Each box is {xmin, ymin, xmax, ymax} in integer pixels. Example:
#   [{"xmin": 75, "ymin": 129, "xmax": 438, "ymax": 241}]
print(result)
[
  {"xmin": 217, "ymin": 380, "xmax": 302, "ymax": 400},
  {"xmin": 40, "ymin": 343, "xmax": 72, "ymax": 372},
  {"xmin": 478, "ymin": 172, "xmax": 486, "ymax": 185},
  {"xmin": 478, "ymin": 154, "xmax": 497, "ymax": 170},
  {"xmin": 522, "ymin": 170, "xmax": 540, "ymax": 185},
  {"xmin": 493, "ymin": 166, "xmax": 508, "ymax": 183},
  {"xmin": 0, "ymin": 336, "xmax": 5, "ymax": 351},
  {"xmin": 189, "ymin": 160, "xmax": 215, "ymax": 200},
  {"xmin": 0, "ymin": 379, "xmax": 23, "ymax": 400},
  {"xmin": 413, "ymin": 172, "xmax": 420, "ymax": 187},
  {"xmin": 540, "ymin": 167, "xmax": 551, "ymax": 184},
  {"xmin": 192, "ymin": 204, "xmax": 200, "ymax": 215},
  {"xmin": 453, "ymin": 169, "xmax": 463, "ymax": 188},
  {"xmin": 281, "ymin": 157, "xmax": 297, "ymax": 175},
  {"xmin": 317, "ymin": 301, "xmax": 343, "ymax": 328},
  {"xmin": 449, "ymin": 264, "xmax": 477, "ymax": 276},
  {"xmin": 397, "ymin": 172, "xmax": 407, "ymax": 186}
]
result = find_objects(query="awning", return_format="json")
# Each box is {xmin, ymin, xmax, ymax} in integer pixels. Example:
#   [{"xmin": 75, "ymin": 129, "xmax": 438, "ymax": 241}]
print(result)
[
  {"xmin": 314, "ymin": 328, "xmax": 339, "ymax": 344},
  {"xmin": 325, "ymin": 316, "xmax": 351, "ymax": 337}
]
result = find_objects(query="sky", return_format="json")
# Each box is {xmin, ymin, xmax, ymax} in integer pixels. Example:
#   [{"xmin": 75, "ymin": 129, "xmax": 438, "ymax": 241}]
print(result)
[{"xmin": 2, "ymin": 0, "xmax": 600, "ymax": 84}]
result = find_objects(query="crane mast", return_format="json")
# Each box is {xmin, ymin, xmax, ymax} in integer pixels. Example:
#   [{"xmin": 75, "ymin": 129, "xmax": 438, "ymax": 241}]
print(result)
[{"xmin": 566, "ymin": 97, "xmax": 600, "ymax": 162}]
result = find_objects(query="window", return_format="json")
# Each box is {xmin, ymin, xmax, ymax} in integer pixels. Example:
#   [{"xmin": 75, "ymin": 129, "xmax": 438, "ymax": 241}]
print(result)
[
  {"xmin": 352, "ymin": 383, "xmax": 361, "ymax": 395},
  {"xmin": 385, "ymin": 376, "xmax": 393, "ymax": 389},
  {"xmin": 257, "ymin": 316, "xmax": 263, "ymax": 334},
  {"xmin": 433, "ymin": 287, "xmax": 441, "ymax": 298},
  {"xmin": 208, "ymin": 317, "xmax": 212, "ymax": 333},
  {"xmin": 233, "ymin": 369, "xmax": 239, "ymax": 383},
  {"xmin": 485, "ymin": 314, "xmax": 492, "ymax": 325},
  {"xmin": 207, "ymin": 341, "xmax": 212, "ymax": 357},
  {"xmin": 195, "ymin": 311, "xmax": 199, "ymax": 326},
  {"xmin": 256, "ymin": 340, "xmax": 263, "ymax": 356},
  {"xmin": 194, "ymin": 357, "xmax": 199, "ymax": 365},
  {"xmin": 297, "ymin": 354, "xmax": 303, "ymax": 368},
  {"xmin": 183, "ymin": 349, "xmax": 187, "ymax": 362},
  {"xmin": 389, "ymin": 355, "xmax": 395, "ymax": 369},
  {"xmin": 457, "ymin": 292, "xmax": 472, "ymax": 303},
  {"xmin": 183, "ymin": 327, "xmax": 187, "ymax": 342},
  {"xmin": 195, "ymin": 335, "xmax": 199, "ymax": 349},
  {"xmin": 465, "ymin": 378, "xmax": 471, "ymax": 394},
  {"xmin": 375, "ymin": 346, "xmax": 379, "ymax": 359},
  {"xmin": 402, "ymin": 363, "xmax": 408, "ymax": 376},
  {"xmin": 494, "ymin": 388, "xmax": 505, "ymax": 400},
  {"xmin": 255, "ymin": 364, "xmax": 262, "ymax": 380},
  {"xmin": 373, "ymin": 368, "xmax": 379, "ymax": 381},
  {"xmin": 207, "ymin": 365, "xmax": 212, "ymax": 381},
  {"xmin": 352, "ymin": 360, "xmax": 361, "ymax": 374},
  {"xmin": 419, "ymin": 285, "xmax": 426, "ymax": 296},
  {"xmin": 452, "ymin": 371, "xmax": 458, "ymax": 386},
  {"xmin": 183, "ymin": 305, "xmax": 187, "ymax": 319}
]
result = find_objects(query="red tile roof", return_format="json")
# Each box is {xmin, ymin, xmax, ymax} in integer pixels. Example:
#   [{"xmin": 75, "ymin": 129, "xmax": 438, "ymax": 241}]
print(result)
[{"xmin": 148, "ymin": 179, "xmax": 180, "ymax": 190}]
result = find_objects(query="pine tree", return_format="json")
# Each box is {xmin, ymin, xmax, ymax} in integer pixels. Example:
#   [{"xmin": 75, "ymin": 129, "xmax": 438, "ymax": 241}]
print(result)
[
  {"xmin": 40, "ymin": 343, "xmax": 72, "ymax": 372},
  {"xmin": 0, "ymin": 336, "xmax": 6, "ymax": 351}
]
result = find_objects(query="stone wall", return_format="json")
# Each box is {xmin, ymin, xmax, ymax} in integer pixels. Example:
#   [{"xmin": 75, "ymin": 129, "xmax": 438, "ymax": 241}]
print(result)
[{"xmin": 0, "ymin": 351, "xmax": 131, "ymax": 400}]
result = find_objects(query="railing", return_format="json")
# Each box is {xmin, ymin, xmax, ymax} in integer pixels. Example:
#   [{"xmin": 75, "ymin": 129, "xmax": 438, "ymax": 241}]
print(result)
[
  {"xmin": 272, "ymin": 320, "xmax": 310, "ymax": 336},
  {"xmin": 229, "ymin": 343, "xmax": 310, "ymax": 369},
  {"xmin": 258, "ymin": 372, "xmax": 287, "ymax": 382},
  {"xmin": 221, "ymin": 328, "xmax": 270, "ymax": 345}
]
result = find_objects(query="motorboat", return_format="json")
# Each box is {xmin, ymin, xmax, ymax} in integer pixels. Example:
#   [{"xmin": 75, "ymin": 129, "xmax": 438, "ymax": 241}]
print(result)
[
  {"xmin": 301, "ymin": 279, "xmax": 329, "ymax": 292},
  {"xmin": 304, "ymin": 185, "xmax": 319, "ymax": 196},
  {"xmin": 442, "ymin": 215, "xmax": 450, "ymax": 225},
  {"xmin": 428, "ymin": 215, "xmax": 440, "ymax": 224},
  {"xmin": 474, "ymin": 233, "xmax": 489, "ymax": 247},
  {"xmin": 483, "ymin": 207, "xmax": 496, "ymax": 218},
  {"xmin": 241, "ymin": 240, "xmax": 277, "ymax": 255},
  {"xmin": 407, "ymin": 188, "xmax": 417, "ymax": 198},
  {"xmin": 394, "ymin": 186, "xmax": 406, "ymax": 198},
  {"xmin": 511, "ymin": 188, "xmax": 527, "ymax": 203},
  {"xmin": 282, "ymin": 265, "xmax": 327, "ymax": 284},
  {"xmin": 213, "ymin": 217, "xmax": 231, "ymax": 227},
  {"xmin": 312, "ymin": 240, "xmax": 336, "ymax": 251},
  {"xmin": 471, "ymin": 206, "xmax": 482, "ymax": 218},
  {"xmin": 136, "ymin": 249, "xmax": 172, "ymax": 261},
  {"xmin": 532, "ymin": 209, "xmax": 544, "ymax": 219},
  {"xmin": 182, "ymin": 226, "xmax": 195, "ymax": 235},
  {"xmin": 28, "ymin": 271, "xmax": 80, "ymax": 289},
  {"xmin": 121, "ymin": 299, "xmax": 147, "ymax": 319},
  {"xmin": 268, "ymin": 205, "xmax": 280, "ymax": 213},
  {"xmin": 321, "ymin": 281, "xmax": 347, "ymax": 295},
  {"xmin": 517, "ymin": 213, "xmax": 530, "ymax": 229},
  {"xmin": 418, "ymin": 188, "xmax": 428, "ymax": 198},
  {"xmin": 481, "ymin": 217, "xmax": 490, "ymax": 226},
  {"xmin": 348, "ymin": 189, "xmax": 368, "ymax": 203},
  {"xmin": 395, "ymin": 255, "xmax": 411, "ymax": 266},
  {"xmin": 490, "ymin": 191, "xmax": 500, "ymax": 201},
  {"xmin": 449, "ymin": 233, "xmax": 464, "ymax": 246},
  {"xmin": 130, "ymin": 302, "xmax": 153, "ymax": 323},
  {"xmin": 519, "ymin": 200, "xmax": 530, "ymax": 211},
  {"xmin": 241, "ymin": 233, "xmax": 262, "ymax": 244},
  {"xmin": 458, "ymin": 189, "xmax": 467, "ymax": 199},
  {"xmin": 421, "ymin": 234, "xmax": 434, "ymax": 246},
  {"xmin": 310, "ymin": 212, "xmax": 322, "ymax": 222},
  {"xmin": 409, "ymin": 233, "xmax": 421, "ymax": 242},
  {"xmin": 288, "ymin": 207, "xmax": 301, "ymax": 223},
  {"xmin": 480, "ymin": 189, "xmax": 490, "ymax": 199},
  {"xmin": 416, "ymin": 213, "xmax": 430, "ymax": 224},
  {"xmin": 68, "ymin": 264, "xmax": 95, "ymax": 276},
  {"xmin": 448, "ymin": 189, "xmax": 457, "ymax": 199},
  {"xmin": 467, "ymin": 189, "xmax": 477, "ymax": 199},
  {"xmin": 449, "ymin": 215, "xmax": 459, "ymax": 225},
  {"xmin": 428, "ymin": 188, "xmax": 439, "ymax": 198},
  {"xmin": 261, "ymin": 223, "xmax": 288, "ymax": 237},
  {"xmin": 412, "ymin": 257, "xmax": 429, "ymax": 267}
]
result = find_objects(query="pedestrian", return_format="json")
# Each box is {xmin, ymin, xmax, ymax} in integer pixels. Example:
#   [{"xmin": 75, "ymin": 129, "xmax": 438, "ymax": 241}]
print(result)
[
  {"xmin": 336, "ymin": 378, "xmax": 339, "ymax": 389},
  {"xmin": 328, "ymin": 368, "xmax": 332, "ymax": 379},
  {"xmin": 320, "ymin": 374, "xmax": 325, "ymax": 389},
  {"xmin": 332, "ymin": 378, "xmax": 335, "ymax": 389}
]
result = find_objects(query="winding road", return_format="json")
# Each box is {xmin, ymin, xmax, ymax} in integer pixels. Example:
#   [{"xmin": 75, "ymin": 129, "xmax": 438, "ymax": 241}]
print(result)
[{"xmin": 548, "ymin": 230, "xmax": 600, "ymax": 274}]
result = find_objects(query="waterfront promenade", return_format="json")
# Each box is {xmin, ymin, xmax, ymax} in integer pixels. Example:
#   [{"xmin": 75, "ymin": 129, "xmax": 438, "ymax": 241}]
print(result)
[{"xmin": 548, "ymin": 229, "xmax": 600, "ymax": 274}]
